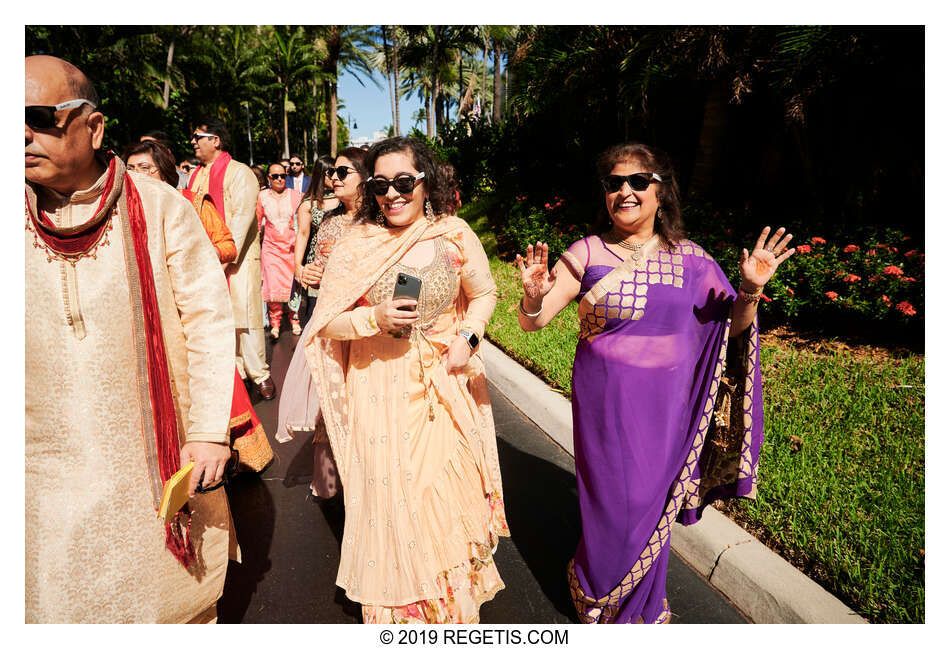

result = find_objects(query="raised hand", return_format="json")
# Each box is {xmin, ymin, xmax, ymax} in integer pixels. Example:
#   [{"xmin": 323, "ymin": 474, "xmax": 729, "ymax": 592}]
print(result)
[
  {"xmin": 740, "ymin": 226, "xmax": 795, "ymax": 289},
  {"xmin": 515, "ymin": 242, "xmax": 557, "ymax": 302}
]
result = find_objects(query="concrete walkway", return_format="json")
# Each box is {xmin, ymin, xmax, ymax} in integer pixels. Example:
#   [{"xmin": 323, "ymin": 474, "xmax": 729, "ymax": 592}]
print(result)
[
  {"xmin": 217, "ymin": 329, "xmax": 747, "ymax": 623},
  {"xmin": 481, "ymin": 340, "xmax": 866, "ymax": 624}
]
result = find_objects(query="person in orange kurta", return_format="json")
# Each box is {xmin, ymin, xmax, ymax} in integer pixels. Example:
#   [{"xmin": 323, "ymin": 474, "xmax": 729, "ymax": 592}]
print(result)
[
  {"xmin": 123, "ymin": 138, "xmax": 272, "ymax": 471},
  {"xmin": 182, "ymin": 187, "xmax": 274, "ymax": 472}
]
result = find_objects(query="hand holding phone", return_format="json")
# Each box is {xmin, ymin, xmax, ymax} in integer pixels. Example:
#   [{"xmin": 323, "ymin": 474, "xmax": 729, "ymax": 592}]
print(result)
[{"xmin": 373, "ymin": 272, "xmax": 422, "ymax": 332}]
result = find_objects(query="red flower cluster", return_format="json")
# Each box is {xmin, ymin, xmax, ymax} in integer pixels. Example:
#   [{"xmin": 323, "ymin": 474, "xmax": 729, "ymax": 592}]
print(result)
[
  {"xmin": 796, "ymin": 244, "xmax": 812, "ymax": 254},
  {"xmin": 544, "ymin": 196, "xmax": 565, "ymax": 211},
  {"xmin": 881, "ymin": 294, "xmax": 891, "ymax": 306},
  {"xmin": 825, "ymin": 291, "xmax": 839, "ymax": 301},
  {"xmin": 811, "ymin": 237, "xmax": 826, "ymax": 245},
  {"xmin": 905, "ymin": 249, "xmax": 919, "ymax": 259},
  {"xmin": 896, "ymin": 301, "xmax": 917, "ymax": 316},
  {"xmin": 843, "ymin": 244, "xmax": 860, "ymax": 253},
  {"xmin": 882, "ymin": 265, "xmax": 904, "ymax": 277},
  {"xmin": 843, "ymin": 274, "xmax": 861, "ymax": 283},
  {"xmin": 902, "ymin": 276, "xmax": 917, "ymax": 283}
]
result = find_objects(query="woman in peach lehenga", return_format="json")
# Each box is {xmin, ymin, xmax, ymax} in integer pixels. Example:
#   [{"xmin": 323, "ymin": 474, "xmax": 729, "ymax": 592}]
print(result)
[{"xmin": 302, "ymin": 137, "xmax": 509, "ymax": 623}]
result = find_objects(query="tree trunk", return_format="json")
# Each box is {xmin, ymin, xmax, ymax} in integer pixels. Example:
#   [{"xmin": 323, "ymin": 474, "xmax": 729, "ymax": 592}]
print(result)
[
  {"xmin": 425, "ymin": 88, "xmax": 433, "ymax": 139},
  {"xmin": 313, "ymin": 70, "xmax": 320, "ymax": 162},
  {"xmin": 482, "ymin": 42, "xmax": 488, "ymax": 120},
  {"xmin": 690, "ymin": 80, "xmax": 731, "ymax": 199},
  {"xmin": 162, "ymin": 34, "xmax": 175, "ymax": 109},
  {"xmin": 329, "ymin": 80, "xmax": 338, "ymax": 158},
  {"xmin": 492, "ymin": 38, "xmax": 503, "ymax": 125},
  {"xmin": 430, "ymin": 37, "xmax": 439, "ymax": 137},
  {"xmin": 458, "ymin": 52, "xmax": 463, "ymax": 122},
  {"xmin": 382, "ymin": 27, "xmax": 396, "ymax": 133},
  {"xmin": 393, "ymin": 37, "xmax": 401, "ymax": 136},
  {"xmin": 458, "ymin": 69, "xmax": 477, "ymax": 115},
  {"xmin": 281, "ymin": 77, "xmax": 290, "ymax": 159}
]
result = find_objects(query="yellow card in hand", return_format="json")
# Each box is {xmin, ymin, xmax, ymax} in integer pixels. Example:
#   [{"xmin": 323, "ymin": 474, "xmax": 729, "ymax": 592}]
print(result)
[{"xmin": 158, "ymin": 461, "xmax": 194, "ymax": 521}]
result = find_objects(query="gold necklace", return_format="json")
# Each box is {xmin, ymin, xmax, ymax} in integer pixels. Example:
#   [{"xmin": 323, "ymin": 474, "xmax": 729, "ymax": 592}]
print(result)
[{"xmin": 604, "ymin": 231, "xmax": 656, "ymax": 262}]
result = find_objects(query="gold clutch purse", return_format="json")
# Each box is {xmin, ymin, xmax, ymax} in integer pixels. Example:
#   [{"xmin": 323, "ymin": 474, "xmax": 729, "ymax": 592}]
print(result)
[{"xmin": 158, "ymin": 462, "xmax": 194, "ymax": 522}]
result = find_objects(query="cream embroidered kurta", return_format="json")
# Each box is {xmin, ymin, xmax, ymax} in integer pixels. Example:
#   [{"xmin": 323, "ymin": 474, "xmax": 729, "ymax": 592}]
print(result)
[
  {"xmin": 317, "ymin": 224, "xmax": 509, "ymax": 609},
  {"xmin": 191, "ymin": 159, "xmax": 262, "ymax": 328},
  {"xmin": 25, "ymin": 169, "xmax": 236, "ymax": 623}
]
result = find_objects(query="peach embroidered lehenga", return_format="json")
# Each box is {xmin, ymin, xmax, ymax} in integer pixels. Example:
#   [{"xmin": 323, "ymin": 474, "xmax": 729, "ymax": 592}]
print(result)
[{"xmin": 303, "ymin": 216, "xmax": 509, "ymax": 623}]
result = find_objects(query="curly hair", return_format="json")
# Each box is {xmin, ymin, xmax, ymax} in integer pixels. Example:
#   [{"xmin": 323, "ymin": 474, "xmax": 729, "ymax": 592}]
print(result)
[
  {"xmin": 594, "ymin": 142, "xmax": 686, "ymax": 249},
  {"xmin": 436, "ymin": 162, "xmax": 461, "ymax": 215},
  {"xmin": 121, "ymin": 139, "xmax": 179, "ymax": 188},
  {"xmin": 355, "ymin": 137, "xmax": 454, "ymax": 223}
]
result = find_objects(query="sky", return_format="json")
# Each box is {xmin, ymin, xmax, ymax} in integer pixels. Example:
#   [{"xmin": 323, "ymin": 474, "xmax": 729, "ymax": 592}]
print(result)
[{"xmin": 338, "ymin": 69, "xmax": 426, "ymax": 142}]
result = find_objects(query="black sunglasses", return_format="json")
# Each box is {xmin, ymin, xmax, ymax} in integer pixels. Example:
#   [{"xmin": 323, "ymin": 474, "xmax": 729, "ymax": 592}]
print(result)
[
  {"xmin": 601, "ymin": 172, "xmax": 663, "ymax": 193},
  {"xmin": 368, "ymin": 172, "xmax": 425, "ymax": 196},
  {"xmin": 25, "ymin": 99, "xmax": 97, "ymax": 130},
  {"xmin": 289, "ymin": 161, "xmax": 303, "ymax": 166},
  {"xmin": 326, "ymin": 165, "xmax": 358, "ymax": 180},
  {"xmin": 269, "ymin": 173, "xmax": 287, "ymax": 180}
]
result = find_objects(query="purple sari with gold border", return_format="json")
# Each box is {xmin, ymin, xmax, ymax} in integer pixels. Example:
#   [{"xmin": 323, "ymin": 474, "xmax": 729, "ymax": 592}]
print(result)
[{"xmin": 560, "ymin": 235, "xmax": 764, "ymax": 624}]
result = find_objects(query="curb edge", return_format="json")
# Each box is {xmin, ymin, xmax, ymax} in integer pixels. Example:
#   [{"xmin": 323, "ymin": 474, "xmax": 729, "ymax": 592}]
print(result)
[{"xmin": 481, "ymin": 339, "xmax": 866, "ymax": 624}]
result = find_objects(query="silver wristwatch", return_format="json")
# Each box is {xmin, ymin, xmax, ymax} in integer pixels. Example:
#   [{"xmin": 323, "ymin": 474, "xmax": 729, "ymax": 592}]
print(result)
[{"xmin": 459, "ymin": 329, "xmax": 479, "ymax": 350}]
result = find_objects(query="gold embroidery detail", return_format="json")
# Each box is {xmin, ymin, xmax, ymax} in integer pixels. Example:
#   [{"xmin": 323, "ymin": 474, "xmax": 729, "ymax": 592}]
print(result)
[
  {"xmin": 25, "ymin": 205, "xmax": 116, "ymax": 266},
  {"xmin": 366, "ymin": 237, "xmax": 458, "ymax": 330}
]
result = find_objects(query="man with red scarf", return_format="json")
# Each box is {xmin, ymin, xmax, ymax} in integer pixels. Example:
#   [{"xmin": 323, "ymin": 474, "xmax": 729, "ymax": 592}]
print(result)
[
  {"xmin": 25, "ymin": 55, "xmax": 236, "ymax": 623},
  {"xmin": 187, "ymin": 118, "xmax": 275, "ymax": 399}
]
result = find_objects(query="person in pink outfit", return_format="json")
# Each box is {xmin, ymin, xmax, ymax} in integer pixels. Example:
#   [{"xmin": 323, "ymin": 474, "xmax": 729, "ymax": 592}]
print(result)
[{"xmin": 256, "ymin": 163, "xmax": 302, "ymax": 338}]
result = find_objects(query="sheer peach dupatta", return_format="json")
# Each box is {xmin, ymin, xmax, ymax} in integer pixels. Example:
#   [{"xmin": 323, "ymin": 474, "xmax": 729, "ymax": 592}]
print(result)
[{"xmin": 302, "ymin": 215, "xmax": 507, "ymax": 515}]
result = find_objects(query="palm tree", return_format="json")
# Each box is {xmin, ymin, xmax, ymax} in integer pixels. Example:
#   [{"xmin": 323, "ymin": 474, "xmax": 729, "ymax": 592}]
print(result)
[
  {"xmin": 314, "ymin": 25, "xmax": 378, "ymax": 157},
  {"xmin": 399, "ymin": 26, "xmax": 475, "ymax": 138},
  {"xmin": 268, "ymin": 26, "xmax": 319, "ymax": 159},
  {"xmin": 482, "ymin": 26, "xmax": 518, "ymax": 124}
]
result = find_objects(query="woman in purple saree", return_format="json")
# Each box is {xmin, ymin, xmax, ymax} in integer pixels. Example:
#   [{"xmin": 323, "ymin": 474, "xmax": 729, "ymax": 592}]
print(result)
[{"xmin": 516, "ymin": 143, "xmax": 795, "ymax": 624}]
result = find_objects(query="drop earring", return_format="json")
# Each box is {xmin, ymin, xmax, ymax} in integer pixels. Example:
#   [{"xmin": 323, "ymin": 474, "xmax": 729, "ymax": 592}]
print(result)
[
  {"xmin": 424, "ymin": 198, "xmax": 435, "ymax": 223},
  {"xmin": 376, "ymin": 208, "xmax": 385, "ymax": 227}
]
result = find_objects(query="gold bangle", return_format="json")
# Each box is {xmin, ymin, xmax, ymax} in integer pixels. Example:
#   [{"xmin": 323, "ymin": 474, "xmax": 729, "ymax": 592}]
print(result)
[
  {"xmin": 737, "ymin": 287, "xmax": 762, "ymax": 304},
  {"xmin": 518, "ymin": 297, "xmax": 543, "ymax": 318}
]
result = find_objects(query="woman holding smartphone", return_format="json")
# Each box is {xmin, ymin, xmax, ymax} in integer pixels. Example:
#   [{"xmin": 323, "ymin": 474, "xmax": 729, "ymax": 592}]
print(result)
[
  {"xmin": 302, "ymin": 137, "xmax": 509, "ymax": 623},
  {"xmin": 278, "ymin": 147, "xmax": 366, "ymax": 498}
]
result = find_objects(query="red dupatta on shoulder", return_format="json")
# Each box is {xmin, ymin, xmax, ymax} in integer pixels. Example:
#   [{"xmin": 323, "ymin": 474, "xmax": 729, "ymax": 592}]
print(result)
[{"xmin": 26, "ymin": 156, "xmax": 195, "ymax": 567}]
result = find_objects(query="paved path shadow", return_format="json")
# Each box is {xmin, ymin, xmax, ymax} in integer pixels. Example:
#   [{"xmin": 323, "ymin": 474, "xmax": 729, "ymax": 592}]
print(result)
[{"xmin": 218, "ymin": 328, "xmax": 746, "ymax": 624}]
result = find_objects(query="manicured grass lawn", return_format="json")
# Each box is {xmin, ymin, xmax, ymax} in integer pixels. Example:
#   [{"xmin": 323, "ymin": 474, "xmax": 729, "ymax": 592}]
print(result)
[{"xmin": 461, "ymin": 199, "xmax": 925, "ymax": 624}]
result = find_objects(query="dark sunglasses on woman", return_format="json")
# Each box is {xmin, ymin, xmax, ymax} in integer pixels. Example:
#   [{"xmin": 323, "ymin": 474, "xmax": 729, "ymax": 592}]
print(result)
[
  {"xmin": 326, "ymin": 165, "xmax": 358, "ymax": 181},
  {"xmin": 25, "ymin": 99, "xmax": 97, "ymax": 130},
  {"xmin": 367, "ymin": 172, "xmax": 425, "ymax": 196},
  {"xmin": 601, "ymin": 172, "xmax": 663, "ymax": 193},
  {"xmin": 269, "ymin": 173, "xmax": 287, "ymax": 180}
]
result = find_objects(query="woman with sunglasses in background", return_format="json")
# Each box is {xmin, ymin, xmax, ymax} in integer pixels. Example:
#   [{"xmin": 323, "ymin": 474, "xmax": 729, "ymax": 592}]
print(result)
[
  {"xmin": 277, "ymin": 147, "xmax": 366, "ymax": 500},
  {"xmin": 293, "ymin": 136, "xmax": 509, "ymax": 624},
  {"xmin": 289, "ymin": 155, "xmax": 340, "ymax": 329},
  {"xmin": 515, "ymin": 142, "xmax": 794, "ymax": 624},
  {"xmin": 256, "ymin": 163, "xmax": 303, "ymax": 338}
]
